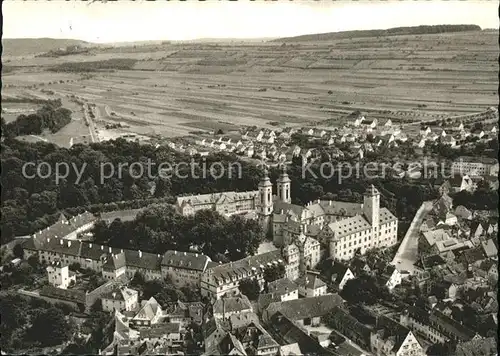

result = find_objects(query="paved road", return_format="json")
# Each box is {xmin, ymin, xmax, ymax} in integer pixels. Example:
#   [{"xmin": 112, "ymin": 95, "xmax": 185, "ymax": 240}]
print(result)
[
  {"xmin": 392, "ymin": 201, "xmax": 433, "ymax": 275},
  {"xmin": 84, "ymin": 103, "xmax": 99, "ymax": 143}
]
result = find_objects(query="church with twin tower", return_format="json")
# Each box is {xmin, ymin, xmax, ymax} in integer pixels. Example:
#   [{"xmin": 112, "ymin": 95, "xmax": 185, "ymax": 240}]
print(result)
[{"xmin": 256, "ymin": 166, "xmax": 398, "ymax": 264}]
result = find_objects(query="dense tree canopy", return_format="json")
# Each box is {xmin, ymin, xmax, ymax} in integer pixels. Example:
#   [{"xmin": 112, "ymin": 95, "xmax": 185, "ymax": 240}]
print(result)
[
  {"xmin": 238, "ymin": 278, "xmax": 261, "ymax": 300},
  {"xmin": 1, "ymin": 137, "xmax": 447, "ymax": 246},
  {"xmin": 91, "ymin": 207, "xmax": 263, "ymax": 262},
  {"xmin": 0, "ymin": 293, "xmax": 75, "ymax": 352}
]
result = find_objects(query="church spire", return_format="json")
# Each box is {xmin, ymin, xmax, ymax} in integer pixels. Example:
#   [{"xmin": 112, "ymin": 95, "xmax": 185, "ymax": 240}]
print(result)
[{"xmin": 277, "ymin": 163, "xmax": 291, "ymax": 203}]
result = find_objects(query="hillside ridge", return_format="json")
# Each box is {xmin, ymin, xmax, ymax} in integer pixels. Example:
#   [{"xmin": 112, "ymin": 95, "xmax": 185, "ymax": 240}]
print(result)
[{"xmin": 271, "ymin": 24, "xmax": 482, "ymax": 43}]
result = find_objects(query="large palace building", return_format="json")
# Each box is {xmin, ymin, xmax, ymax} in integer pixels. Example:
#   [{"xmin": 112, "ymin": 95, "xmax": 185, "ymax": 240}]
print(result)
[{"xmin": 176, "ymin": 167, "xmax": 398, "ymax": 265}]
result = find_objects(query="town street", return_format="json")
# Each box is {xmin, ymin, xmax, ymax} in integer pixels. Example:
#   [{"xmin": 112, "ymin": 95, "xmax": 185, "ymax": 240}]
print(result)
[{"xmin": 392, "ymin": 201, "xmax": 433, "ymax": 275}]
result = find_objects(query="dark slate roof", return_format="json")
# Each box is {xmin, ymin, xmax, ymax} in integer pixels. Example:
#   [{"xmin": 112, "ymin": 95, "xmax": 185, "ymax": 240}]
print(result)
[
  {"xmin": 265, "ymin": 294, "xmax": 344, "ymax": 321},
  {"xmin": 124, "ymin": 250, "xmax": 162, "ymax": 270},
  {"xmin": 374, "ymin": 315, "xmax": 413, "ymax": 353},
  {"xmin": 430, "ymin": 310, "xmax": 476, "ymax": 342},
  {"xmin": 330, "ymin": 262, "xmax": 350, "ymax": 285},
  {"xmin": 102, "ymin": 252, "xmax": 127, "ymax": 271},
  {"xmin": 268, "ymin": 278, "xmax": 298, "ymax": 295},
  {"xmin": 295, "ymin": 272, "xmax": 327, "ymax": 290},
  {"xmin": 161, "ymin": 250, "xmax": 210, "ymax": 271},
  {"xmin": 39, "ymin": 285, "xmax": 86, "ymax": 304},
  {"xmin": 31, "ymin": 212, "xmax": 97, "ymax": 241},
  {"xmin": 267, "ymin": 312, "xmax": 328, "ymax": 355},
  {"xmin": 213, "ymin": 296, "xmax": 252, "ymax": 315}
]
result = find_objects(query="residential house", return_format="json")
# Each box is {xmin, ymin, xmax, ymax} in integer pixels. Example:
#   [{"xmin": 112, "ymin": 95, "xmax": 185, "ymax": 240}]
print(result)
[
  {"xmin": 428, "ymin": 309, "xmax": 476, "ymax": 342},
  {"xmin": 456, "ymin": 336, "xmax": 497, "ymax": 356},
  {"xmin": 163, "ymin": 300, "xmax": 204, "ymax": 328},
  {"xmin": 380, "ymin": 265, "xmax": 403, "ymax": 291},
  {"xmin": 102, "ymin": 252, "xmax": 127, "ymax": 280},
  {"xmin": 213, "ymin": 295, "xmax": 253, "ymax": 321},
  {"xmin": 266, "ymin": 312, "xmax": 327, "ymax": 355},
  {"xmin": 139, "ymin": 323, "xmax": 182, "ymax": 345},
  {"xmin": 330, "ymin": 262, "xmax": 355, "ymax": 291},
  {"xmin": 130, "ymin": 297, "xmax": 163, "ymax": 328},
  {"xmin": 46, "ymin": 260, "xmax": 76, "ymax": 289},
  {"xmin": 327, "ymin": 307, "xmax": 372, "ymax": 350},
  {"xmin": 295, "ymin": 271, "xmax": 327, "ymax": 297},
  {"xmin": 400, "ymin": 307, "xmax": 449, "ymax": 344},
  {"xmin": 201, "ymin": 250, "xmax": 285, "ymax": 299},
  {"xmin": 262, "ymin": 293, "xmax": 345, "ymax": 326},
  {"xmin": 455, "ymin": 205, "xmax": 473, "ymax": 220},
  {"xmin": 161, "ymin": 250, "xmax": 211, "ymax": 288},
  {"xmin": 267, "ymin": 278, "xmax": 299, "ymax": 301},
  {"xmin": 370, "ymin": 315, "xmax": 425, "ymax": 356},
  {"xmin": 481, "ymin": 239, "xmax": 498, "ymax": 259},
  {"xmin": 101, "ymin": 287, "xmax": 139, "ymax": 312}
]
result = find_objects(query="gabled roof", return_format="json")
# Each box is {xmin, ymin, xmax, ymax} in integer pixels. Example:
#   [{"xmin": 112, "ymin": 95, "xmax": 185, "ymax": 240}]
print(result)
[
  {"xmin": 481, "ymin": 239, "xmax": 498, "ymax": 258},
  {"xmin": 124, "ymin": 250, "xmax": 162, "ymax": 271},
  {"xmin": 295, "ymin": 272, "xmax": 327, "ymax": 290},
  {"xmin": 456, "ymin": 336, "xmax": 497, "ymax": 356},
  {"xmin": 133, "ymin": 297, "xmax": 161, "ymax": 321},
  {"xmin": 213, "ymin": 295, "xmax": 252, "ymax": 316},
  {"xmin": 374, "ymin": 315, "xmax": 414, "ymax": 353},
  {"xmin": 268, "ymin": 278, "xmax": 298, "ymax": 295},
  {"xmin": 138, "ymin": 323, "xmax": 180, "ymax": 339},
  {"xmin": 329, "ymin": 262, "xmax": 350, "ymax": 285},
  {"xmin": 430, "ymin": 309, "xmax": 476, "ymax": 341},
  {"xmin": 102, "ymin": 287, "xmax": 138, "ymax": 302},
  {"xmin": 206, "ymin": 250, "xmax": 283, "ymax": 284},
  {"xmin": 328, "ymin": 214, "xmax": 371, "ymax": 239},
  {"xmin": 265, "ymin": 294, "xmax": 344, "ymax": 321},
  {"xmin": 267, "ymin": 312, "xmax": 326, "ymax": 355}
]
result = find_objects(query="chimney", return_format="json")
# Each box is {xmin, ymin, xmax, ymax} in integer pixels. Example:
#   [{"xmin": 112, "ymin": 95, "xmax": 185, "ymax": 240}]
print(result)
[{"xmin": 139, "ymin": 250, "xmax": 142, "ymax": 258}]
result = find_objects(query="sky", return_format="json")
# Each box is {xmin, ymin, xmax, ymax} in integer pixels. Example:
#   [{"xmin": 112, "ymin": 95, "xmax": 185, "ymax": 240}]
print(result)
[{"xmin": 3, "ymin": 0, "xmax": 498, "ymax": 43}]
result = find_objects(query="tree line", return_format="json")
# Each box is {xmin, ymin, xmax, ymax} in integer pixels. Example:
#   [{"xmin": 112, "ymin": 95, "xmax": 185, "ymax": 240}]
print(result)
[
  {"xmin": 1, "ymin": 138, "xmax": 445, "ymax": 244},
  {"xmin": 2, "ymin": 99, "xmax": 72, "ymax": 137}
]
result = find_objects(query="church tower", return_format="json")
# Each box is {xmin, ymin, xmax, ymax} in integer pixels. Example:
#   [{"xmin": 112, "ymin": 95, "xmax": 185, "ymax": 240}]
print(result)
[
  {"xmin": 258, "ymin": 167, "xmax": 273, "ymax": 237},
  {"xmin": 277, "ymin": 165, "xmax": 291, "ymax": 204},
  {"xmin": 363, "ymin": 185, "xmax": 380, "ymax": 228}
]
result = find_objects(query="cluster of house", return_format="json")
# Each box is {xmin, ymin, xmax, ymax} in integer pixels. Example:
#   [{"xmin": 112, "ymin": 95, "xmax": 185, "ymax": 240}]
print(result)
[
  {"xmin": 162, "ymin": 108, "xmax": 498, "ymax": 166},
  {"xmin": 394, "ymin": 194, "xmax": 500, "ymax": 348},
  {"xmin": 101, "ymin": 295, "xmax": 204, "ymax": 355}
]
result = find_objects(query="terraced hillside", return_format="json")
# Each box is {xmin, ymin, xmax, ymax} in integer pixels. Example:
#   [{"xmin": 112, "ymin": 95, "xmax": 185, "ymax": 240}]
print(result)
[{"xmin": 2, "ymin": 30, "xmax": 497, "ymax": 138}]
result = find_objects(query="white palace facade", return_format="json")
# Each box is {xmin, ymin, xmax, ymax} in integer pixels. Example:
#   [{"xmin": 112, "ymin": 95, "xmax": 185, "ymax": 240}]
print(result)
[{"xmin": 178, "ymin": 167, "xmax": 398, "ymax": 268}]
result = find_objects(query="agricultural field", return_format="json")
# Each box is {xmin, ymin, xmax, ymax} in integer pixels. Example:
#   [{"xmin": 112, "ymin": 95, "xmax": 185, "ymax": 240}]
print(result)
[{"xmin": 2, "ymin": 30, "xmax": 497, "ymax": 140}]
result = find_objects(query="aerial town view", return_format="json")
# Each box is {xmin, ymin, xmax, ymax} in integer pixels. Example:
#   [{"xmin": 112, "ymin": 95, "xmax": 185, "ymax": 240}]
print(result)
[{"xmin": 1, "ymin": 1, "xmax": 498, "ymax": 355}]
